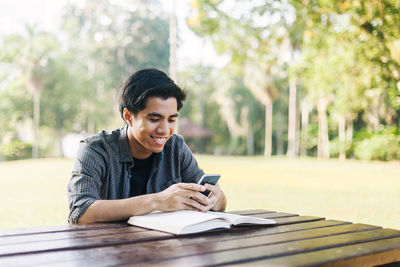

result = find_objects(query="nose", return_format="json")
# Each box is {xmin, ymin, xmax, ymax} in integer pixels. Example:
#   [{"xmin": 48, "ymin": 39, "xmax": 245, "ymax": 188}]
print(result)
[{"xmin": 156, "ymin": 120, "xmax": 170, "ymax": 135}]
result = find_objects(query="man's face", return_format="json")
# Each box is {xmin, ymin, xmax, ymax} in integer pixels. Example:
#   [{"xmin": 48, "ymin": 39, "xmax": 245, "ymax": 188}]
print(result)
[{"xmin": 127, "ymin": 96, "xmax": 178, "ymax": 159}]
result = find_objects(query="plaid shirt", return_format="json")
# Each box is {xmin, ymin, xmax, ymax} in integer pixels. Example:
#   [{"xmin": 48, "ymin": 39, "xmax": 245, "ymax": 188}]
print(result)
[{"xmin": 67, "ymin": 126, "xmax": 204, "ymax": 224}]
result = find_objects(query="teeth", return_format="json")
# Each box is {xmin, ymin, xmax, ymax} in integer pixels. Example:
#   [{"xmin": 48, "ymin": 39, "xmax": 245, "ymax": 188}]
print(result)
[{"xmin": 154, "ymin": 137, "xmax": 166, "ymax": 144}]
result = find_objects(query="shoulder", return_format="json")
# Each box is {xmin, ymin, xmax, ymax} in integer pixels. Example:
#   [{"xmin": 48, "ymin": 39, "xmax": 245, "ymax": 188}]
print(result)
[
  {"xmin": 78, "ymin": 127, "xmax": 125, "ymax": 159},
  {"xmin": 162, "ymin": 134, "xmax": 194, "ymax": 159},
  {"xmin": 83, "ymin": 127, "xmax": 124, "ymax": 145},
  {"xmin": 163, "ymin": 134, "xmax": 185, "ymax": 152},
  {"xmin": 166, "ymin": 134, "xmax": 184, "ymax": 146},
  {"xmin": 81, "ymin": 127, "xmax": 125, "ymax": 147}
]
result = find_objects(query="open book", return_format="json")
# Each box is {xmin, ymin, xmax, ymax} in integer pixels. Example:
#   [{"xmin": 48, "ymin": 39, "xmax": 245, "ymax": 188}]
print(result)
[{"xmin": 127, "ymin": 210, "xmax": 276, "ymax": 235}]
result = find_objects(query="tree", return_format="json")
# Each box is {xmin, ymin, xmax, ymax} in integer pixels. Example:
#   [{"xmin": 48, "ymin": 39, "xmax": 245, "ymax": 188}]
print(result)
[
  {"xmin": 61, "ymin": 0, "xmax": 171, "ymax": 133},
  {"xmin": 39, "ymin": 54, "xmax": 83, "ymax": 156},
  {"xmin": 0, "ymin": 25, "xmax": 58, "ymax": 158},
  {"xmin": 243, "ymin": 61, "xmax": 279, "ymax": 156},
  {"xmin": 188, "ymin": 0, "xmax": 292, "ymax": 156},
  {"xmin": 295, "ymin": 0, "xmax": 400, "ymax": 159}
]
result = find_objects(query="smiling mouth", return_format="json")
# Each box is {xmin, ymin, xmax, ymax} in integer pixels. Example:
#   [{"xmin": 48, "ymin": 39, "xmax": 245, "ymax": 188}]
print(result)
[{"xmin": 151, "ymin": 136, "xmax": 168, "ymax": 145}]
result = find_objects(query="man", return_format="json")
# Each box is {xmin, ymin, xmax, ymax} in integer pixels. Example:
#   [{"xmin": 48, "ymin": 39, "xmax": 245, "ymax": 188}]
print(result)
[{"xmin": 68, "ymin": 68, "xmax": 227, "ymax": 224}]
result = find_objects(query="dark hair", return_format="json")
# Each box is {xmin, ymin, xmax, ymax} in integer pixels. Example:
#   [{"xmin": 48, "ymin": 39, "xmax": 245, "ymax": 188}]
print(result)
[{"xmin": 119, "ymin": 68, "xmax": 186, "ymax": 119}]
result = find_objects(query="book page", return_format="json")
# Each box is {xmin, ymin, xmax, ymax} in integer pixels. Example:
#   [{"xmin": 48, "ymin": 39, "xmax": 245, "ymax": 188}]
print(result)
[
  {"xmin": 128, "ymin": 210, "xmax": 230, "ymax": 234},
  {"xmin": 207, "ymin": 211, "xmax": 276, "ymax": 225}
]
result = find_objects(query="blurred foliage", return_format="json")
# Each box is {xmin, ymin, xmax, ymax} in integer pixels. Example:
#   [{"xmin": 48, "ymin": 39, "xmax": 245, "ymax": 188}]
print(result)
[
  {"xmin": 1, "ymin": 139, "xmax": 32, "ymax": 161},
  {"xmin": 354, "ymin": 127, "xmax": 400, "ymax": 161},
  {"xmin": 1, "ymin": 0, "xmax": 400, "ymax": 161},
  {"xmin": 59, "ymin": 0, "xmax": 170, "ymax": 132},
  {"xmin": 0, "ymin": 0, "xmax": 170, "ymax": 158},
  {"xmin": 187, "ymin": 0, "xmax": 400, "ymax": 160},
  {"xmin": 179, "ymin": 66, "xmax": 231, "ymax": 154}
]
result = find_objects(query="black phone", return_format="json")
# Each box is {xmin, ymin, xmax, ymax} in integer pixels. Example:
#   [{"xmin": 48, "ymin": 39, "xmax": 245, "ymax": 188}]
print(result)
[{"xmin": 197, "ymin": 174, "xmax": 221, "ymax": 196}]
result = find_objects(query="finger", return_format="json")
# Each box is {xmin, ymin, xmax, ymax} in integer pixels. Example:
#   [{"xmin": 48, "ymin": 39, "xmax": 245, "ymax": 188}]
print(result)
[
  {"xmin": 179, "ymin": 182, "xmax": 206, "ymax": 192},
  {"xmin": 205, "ymin": 195, "xmax": 218, "ymax": 211},
  {"xmin": 208, "ymin": 194, "xmax": 217, "ymax": 205},
  {"xmin": 200, "ymin": 196, "xmax": 217, "ymax": 212},
  {"xmin": 184, "ymin": 196, "xmax": 209, "ymax": 212},
  {"xmin": 184, "ymin": 203, "xmax": 206, "ymax": 212},
  {"xmin": 190, "ymin": 192, "xmax": 212, "ymax": 206}
]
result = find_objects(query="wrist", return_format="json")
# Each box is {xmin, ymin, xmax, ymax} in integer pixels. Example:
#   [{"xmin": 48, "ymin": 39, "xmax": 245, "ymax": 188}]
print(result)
[
  {"xmin": 151, "ymin": 192, "xmax": 163, "ymax": 211},
  {"xmin": 213, "ymin": 191, "xmax": 227, "ymax": 211}
]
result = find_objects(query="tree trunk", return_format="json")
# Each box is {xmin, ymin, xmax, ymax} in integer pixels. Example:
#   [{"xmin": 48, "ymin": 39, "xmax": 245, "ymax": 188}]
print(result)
[
  {"xmin": 87, "ymin": 117, "xmax": 95, "ymax": 135},
  {"xmin": 295, "ymin": 101, "xmax": 301, "ymax": 155},
  {"xmin": 300, "ymin": 99, "xmax": 311, "ymax": 157},
  {"xmin": 168, "ymin": 0, "xmax": 177, "ymax": 82},
  {"xmin": 265, "ymin": 102, "xmax": 273, "ymax": 157},
  {"xmin": 287, "ymin": 76, "xmax": 297, "ymax": 157},
  {"xmin": 346, "ymin": 120, "xmax": 353, "ymax": 142},
  {"xmin": 26, "ymin": 75, "xmax": 43, "ymax": 159},
  {"xmin": 317, "ymin": 98, "xmax": 329, "ymax": 159},
  {"xmin": 247, "ymin": 122, "xmax": 254, "ymax": 156},
  {"xmin": 57, "ymin": 128, "xmax": 64, "ymax": 158},
  {"xmin": 32, "ymin": 90, "xmax": 40, "ymax": 159},
  {"xmin": 169, "ymin": 0, "xmax": 178, "ymax": 134},
  {"xmin": 338, "ymin": 116, "xmax": 346, "ymax": 161},
  {"xmin": 276, "ymin": 111, "xmax": 284, "ymax": 155}
]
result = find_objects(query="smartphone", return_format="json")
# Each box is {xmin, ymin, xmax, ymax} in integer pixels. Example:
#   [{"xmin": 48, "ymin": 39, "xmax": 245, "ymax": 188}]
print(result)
[{"xmin": 197, "ymin": 174, "xmax": 221, "ymax": 196}]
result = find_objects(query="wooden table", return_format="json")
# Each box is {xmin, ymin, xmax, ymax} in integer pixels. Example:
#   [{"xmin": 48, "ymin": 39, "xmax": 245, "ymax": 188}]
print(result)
[{"xmin": 1, "ymin": 210, "xmax": 400, "ymax": 266}]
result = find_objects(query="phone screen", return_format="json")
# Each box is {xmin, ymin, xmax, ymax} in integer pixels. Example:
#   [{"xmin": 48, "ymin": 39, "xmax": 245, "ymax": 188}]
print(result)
[{"xmin": 197, "ymin": 174, "xmax": 221, "ymax": 196}]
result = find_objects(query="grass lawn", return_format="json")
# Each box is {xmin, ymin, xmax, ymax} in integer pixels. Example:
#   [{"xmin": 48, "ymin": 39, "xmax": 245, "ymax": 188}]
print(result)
[{"xmin": 0, "ymin": 156, "xmax": 399, "ymax": 230}]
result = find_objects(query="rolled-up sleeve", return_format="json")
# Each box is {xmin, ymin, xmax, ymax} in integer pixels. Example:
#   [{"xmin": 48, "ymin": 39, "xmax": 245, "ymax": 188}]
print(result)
[{"xmin": 67, "ymin": 141, "xmax": 105, "ymax": 224}]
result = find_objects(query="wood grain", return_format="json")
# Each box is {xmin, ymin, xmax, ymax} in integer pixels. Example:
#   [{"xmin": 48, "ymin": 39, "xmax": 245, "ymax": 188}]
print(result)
[{"xmin": 0, "ymin": 222, "xmax": 381, "ymax": 266}]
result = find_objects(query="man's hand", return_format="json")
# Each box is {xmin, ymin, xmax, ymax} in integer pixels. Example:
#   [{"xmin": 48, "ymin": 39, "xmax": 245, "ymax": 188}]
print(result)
[
  {"xmin": 78, "ymin": 182, "xmax": 227, "ymax": 224},
  {"xmin": 154, "ymin": 183, "xmax": 215, "ymax": 212},
  {"xmin": 203, "ymin": 183, "xmax": 227, "ymax": 212}
]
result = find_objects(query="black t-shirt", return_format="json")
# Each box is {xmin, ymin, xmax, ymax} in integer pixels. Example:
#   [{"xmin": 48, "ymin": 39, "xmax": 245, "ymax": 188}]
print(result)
[{"xmin": 129, "ymin": 154, "xmax": 154, "ymax": 197}]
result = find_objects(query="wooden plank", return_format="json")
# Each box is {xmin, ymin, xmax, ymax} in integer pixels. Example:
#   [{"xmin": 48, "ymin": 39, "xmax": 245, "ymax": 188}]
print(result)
[
  {"xmin": 0, "ymin": 214, "xmax": 320, "ymax": 249},
  {"xmin": 0, "ymin": 226, "xmax": 148, "ymax": 246},
  {"xmin": 0, "ymin": 223, "xmax": 127, "ymax": 237},
  {"xmin": 0, "ymin": 223, "xmax": 381, "ymax": 266},
  {"xmin": 0, "ymin": 215, "xmax": 327, "ymax": 257},
  {"xmin": 0, "ymin": 216, "xmax": 325, "ymax": 259},
  {"xmin": 0, "ymin": 220, "xmax": 355, "ymax": 266},
  {"xmin": 0, "ymin": 211, "xmax": 274, "ymax": 238},
  {"xmin": 0, "ymin": 211, "xmax": 292, "ymax": 238},
  {"xmin": 275, "ymin": 215, "xmax": 325, "ymax": 225},
  {"xmin": 0, "ymin": 229, "xmax": 171, "ymax": 257},
  {"xmin": 134, "ymin": 228, "xmax": 400, "ymax": 266},
  {"xmin": 225, "ymin": 219, "xmax": 349, "ymax": 236},
  {"xmin": 241, "ymin": 236, "xmax": 400, "ymax": 267}
]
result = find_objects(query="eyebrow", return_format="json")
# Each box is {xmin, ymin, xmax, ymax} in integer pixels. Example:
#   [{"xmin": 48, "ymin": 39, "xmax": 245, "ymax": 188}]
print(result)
[{"xmin": 147, "ymin": 112, "xmax": 179, "ymax": 118}]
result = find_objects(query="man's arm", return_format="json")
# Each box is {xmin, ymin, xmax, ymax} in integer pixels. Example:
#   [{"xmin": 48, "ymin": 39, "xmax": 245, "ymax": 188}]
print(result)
[
  {"xmin": 176, "ymin": 138, "xmax": 227, "ymax": 212},
  {"xmin": 78, "ymin": 183, "xmax": 214, "ymax": 224}
]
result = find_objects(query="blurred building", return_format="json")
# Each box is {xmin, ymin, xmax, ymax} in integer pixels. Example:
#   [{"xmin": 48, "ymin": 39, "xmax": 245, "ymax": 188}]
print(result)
[{"xmin": 178, "ymin": 117, "xmax": 213, "ymax": 153}]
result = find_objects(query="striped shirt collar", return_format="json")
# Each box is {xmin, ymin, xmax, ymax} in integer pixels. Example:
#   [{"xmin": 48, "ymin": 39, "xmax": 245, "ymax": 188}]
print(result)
[{"xmin": 119, "ymin": 126, "xmax": 163, "ymax": 163}]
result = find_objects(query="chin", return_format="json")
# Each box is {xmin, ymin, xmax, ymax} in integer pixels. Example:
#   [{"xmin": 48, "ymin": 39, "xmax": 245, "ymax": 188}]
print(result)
[{"xmin": 148, "ymin": 145, "xmax": 165, "ymax": 154}]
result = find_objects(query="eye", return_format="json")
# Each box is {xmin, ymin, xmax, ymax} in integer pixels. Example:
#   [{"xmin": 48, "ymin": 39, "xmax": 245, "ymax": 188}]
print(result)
[
  {"xmin": 168, "ymin": 119, "xmax": 176, "ymax": 123},
  {"xmin": 149, "ymin": 118, "xmax": 159, "ymax": 122}
]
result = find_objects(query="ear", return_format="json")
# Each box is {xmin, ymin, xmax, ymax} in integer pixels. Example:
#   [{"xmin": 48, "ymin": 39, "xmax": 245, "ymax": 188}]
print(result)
[{"xmin": 123, "ymin": 108, "xmax": 133, "ymax": 126}]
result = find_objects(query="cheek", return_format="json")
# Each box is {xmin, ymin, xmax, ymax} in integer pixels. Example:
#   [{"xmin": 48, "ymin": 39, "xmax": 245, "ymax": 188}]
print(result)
[
  {"xmin": 133, "ymin": 122, "xmax": 151, "ymax": 137},
  {"xmin": 141, "ymin": 122, "xmax": 158, "ymax": 134}
]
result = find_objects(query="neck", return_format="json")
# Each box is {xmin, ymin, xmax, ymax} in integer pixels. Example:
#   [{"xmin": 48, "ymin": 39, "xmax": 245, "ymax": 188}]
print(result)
[{"xmin": 127, "ymin": 127, "xmax": 152, "ymax": 159}]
